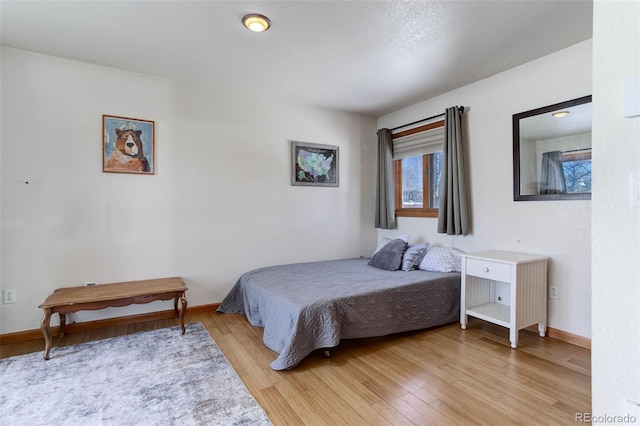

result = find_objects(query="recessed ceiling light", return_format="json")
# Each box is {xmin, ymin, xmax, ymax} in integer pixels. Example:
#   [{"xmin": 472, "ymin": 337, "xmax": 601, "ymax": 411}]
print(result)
[
  {"xmin": 242, "ymin": 14, "xmax": 271, "ymax": 32},
  {"xmin": 552, "ymin": 111, "xmax": 570, "ymax": 118}
]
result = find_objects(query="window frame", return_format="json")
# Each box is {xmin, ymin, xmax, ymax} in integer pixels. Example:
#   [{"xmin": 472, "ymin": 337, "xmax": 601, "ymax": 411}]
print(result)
[{"xmin": 391, "ymin": 120, "xmax": 444, "ymax": 219}]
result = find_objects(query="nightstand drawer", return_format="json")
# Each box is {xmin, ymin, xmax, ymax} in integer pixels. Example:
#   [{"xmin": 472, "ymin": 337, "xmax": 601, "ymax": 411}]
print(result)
[{"xmin": 466, "ymin": 258, "xmax": 511, "ymax": 282}]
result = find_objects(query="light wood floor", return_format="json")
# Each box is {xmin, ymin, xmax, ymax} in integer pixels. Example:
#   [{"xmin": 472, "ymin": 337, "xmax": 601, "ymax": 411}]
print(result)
[{"xmin": 1, "ymin": 311, "xmax": 591, "ymax": 425}]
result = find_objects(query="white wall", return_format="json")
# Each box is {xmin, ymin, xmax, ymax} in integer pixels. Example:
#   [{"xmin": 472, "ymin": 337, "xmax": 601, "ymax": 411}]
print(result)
[
  {"xmin": 0, "ymin": 47, "xmax": 378, "ymax": 334},
  {"xmin": 592, "ymin": 0, "xmax": 640, "ymax": 418},
  {"xmin": 378, "ymin": 40, "xmax": 593, "ymax": 338}
]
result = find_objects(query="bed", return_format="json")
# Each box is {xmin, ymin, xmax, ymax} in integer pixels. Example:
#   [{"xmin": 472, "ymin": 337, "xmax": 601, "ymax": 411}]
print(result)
[{"xmin": 217, "ymin": 257, "xmax": 461, "ymax": 370}]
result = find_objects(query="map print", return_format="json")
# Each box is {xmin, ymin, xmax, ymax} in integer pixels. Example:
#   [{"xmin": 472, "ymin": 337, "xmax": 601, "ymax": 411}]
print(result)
[
  {"xmin": 292, "ymin": 142, "xmax": 338, "ymax": 186},
  {"xmin": 297, "ymin": 150, "xmax": 334, "ymax": 181}
]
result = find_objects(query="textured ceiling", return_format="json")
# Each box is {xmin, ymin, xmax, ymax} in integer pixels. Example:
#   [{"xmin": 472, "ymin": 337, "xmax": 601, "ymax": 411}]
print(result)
[{"xmin": 0, "ymin": 1, "xmax": 593, "ymax": 117}]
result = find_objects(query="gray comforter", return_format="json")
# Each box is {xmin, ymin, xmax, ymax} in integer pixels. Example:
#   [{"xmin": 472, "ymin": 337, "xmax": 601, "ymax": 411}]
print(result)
[{"xmin": 217, "ymin": 258, "xmax": 460, "ymax": 370}]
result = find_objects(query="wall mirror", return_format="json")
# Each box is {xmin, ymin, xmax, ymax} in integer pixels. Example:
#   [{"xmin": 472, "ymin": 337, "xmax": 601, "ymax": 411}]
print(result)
[{"xmin": 513, "ymin": 95, "xmax": 592, "ymax": 201}]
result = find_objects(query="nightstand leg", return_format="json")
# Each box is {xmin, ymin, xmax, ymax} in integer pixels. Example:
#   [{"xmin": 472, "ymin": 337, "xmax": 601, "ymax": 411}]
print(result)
[
  {"xmin": 460, "ymin": 288, "xmax": 467, "ymax": 329},
  {"xmin": 510, "ymin": 328, "xmax": 518, "ymax": 349},
  {"xmin": 538, "ymin": 321, "xmax": 546, "ymax": 337}
]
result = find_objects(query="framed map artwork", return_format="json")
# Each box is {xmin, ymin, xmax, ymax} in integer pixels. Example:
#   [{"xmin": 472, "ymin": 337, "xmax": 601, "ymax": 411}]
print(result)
[{"xmin": 291, "ymin": 141, "xmax": 339, "ymax": 187}]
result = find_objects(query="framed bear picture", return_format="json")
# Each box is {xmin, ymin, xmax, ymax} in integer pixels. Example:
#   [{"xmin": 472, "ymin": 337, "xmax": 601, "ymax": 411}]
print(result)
[{"xmin": 103, "ymin": 114, "xmax": 155, "ymax": 175}]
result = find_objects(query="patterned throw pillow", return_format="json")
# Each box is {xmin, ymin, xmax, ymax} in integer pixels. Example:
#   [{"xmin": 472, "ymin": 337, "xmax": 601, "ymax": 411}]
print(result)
[
  {"xmin": 368, "ymin": 238, "xmax": 408, "ymax": 271},
  {"xmin": 401, "ymin": 243, "xmax": 429, "ymax": 271},
  {"xmin": 418, "ymin": 246, "xmax": 464, "ymax": 272}
]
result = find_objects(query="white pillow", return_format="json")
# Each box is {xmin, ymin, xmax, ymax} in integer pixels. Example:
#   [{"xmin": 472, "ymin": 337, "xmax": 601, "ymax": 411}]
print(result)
[
  {"xmin": 372, "ymin": 234, "xmax": 409, "ymax": 256},
  {"xmin": 418, "ymin": 246, "xmax": 464, "ymax": 272}
]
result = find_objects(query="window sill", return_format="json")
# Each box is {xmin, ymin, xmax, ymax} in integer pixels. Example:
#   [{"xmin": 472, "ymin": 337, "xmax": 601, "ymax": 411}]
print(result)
[{"xmin": 395, "ymin": 209, "xmax": 438, "ymax": 218}]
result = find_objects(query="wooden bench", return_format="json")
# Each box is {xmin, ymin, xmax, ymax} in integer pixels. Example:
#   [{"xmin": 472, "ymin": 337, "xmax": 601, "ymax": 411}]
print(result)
[{"xmin": 38, "ymin": 277, "xmax": 187, "ymax": 360}]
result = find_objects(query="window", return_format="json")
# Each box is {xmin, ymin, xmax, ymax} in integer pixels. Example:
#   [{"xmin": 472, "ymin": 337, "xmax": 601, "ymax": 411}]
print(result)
[
  {"xmin": 394, "ymin": 152, "xmax": 442, "ymax": 217},
  {"xmin": 561, "ymin": 149, "xmax": 591, "ymax": 194},
  {"xmin": 391, "ymin": 119, "xmax": 445, "ymax": 218}
]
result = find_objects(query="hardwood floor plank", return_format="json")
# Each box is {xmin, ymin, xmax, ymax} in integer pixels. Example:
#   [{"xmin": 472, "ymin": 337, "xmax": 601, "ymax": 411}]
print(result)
[
  {"xmin": 425, "ymin": 399, "xmax": 483, "ymax": 426},
  {"xmin": 439, "ymin": 360, "xmax": 558, "ymax": 405},
  {"xmin": 272, "ymin": 380, "xmax": 331, "ymax": 425},
  {"xmin": 417, "ymin": 384, "xmax": 521, "ymax": 425},
  {"xmin": 395, "ymin": 392, "xmax": 462, "ymax": 425},
  {"xmin": 451, "ymin": 374, "xmax": 571, "ymax": 424},
  {"xmin": 361, "ymin": 377, "xmax": 411, "ymax": 403},
  {"xmin": 567, "ymin": 356, "xmax": 591, "ymax": 370},
  {"xmin": 355, "ymin": 347, "xmax": 438, "ymax": 394},
  {"xmin": 369, "ymin": 399, "xmax": 413, "ymax": 425},
  {"xmin": 214, "ymin": 333, "xmax": 275, "ymax": 390},
  {"xmin": 525, "ymin": 377, "xmax": 591, "ymax": 411},
  {"xmin": 305, "ymin": 388, "xmax": 381, "ymax": 426},
  {"xmin": 257, "ymin": 385, "xmax": 304, "ymax": 425},
  {"xmin": 312, "ymin": 363, "xmax": 382, "ymax": 406}
]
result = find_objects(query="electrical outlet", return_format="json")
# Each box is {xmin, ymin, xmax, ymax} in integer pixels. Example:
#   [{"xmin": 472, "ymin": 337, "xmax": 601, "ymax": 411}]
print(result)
[
  {"xmin": 3, "ymin": 289, "xmax": 16, "ymax": 304},
  {"xmin": 549, "ymin": 285, "xmax": 559, "ymax": 300}
]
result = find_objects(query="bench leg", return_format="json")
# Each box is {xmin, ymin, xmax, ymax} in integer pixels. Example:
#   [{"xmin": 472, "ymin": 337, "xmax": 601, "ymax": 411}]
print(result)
[
  {"xmin": 59, "ymin": 313, "xmax": 66, "ymax": 337},
  {"xmin": 173, "ymin": 296, "xmax": 179, "ymax": 319},
  {"xmin": 40, "ymin": 308, "xmax": 53, "ymax": 360},
  {"xmin": 180, "ymin": 293, "xmax": 187, "ymax": 334}
]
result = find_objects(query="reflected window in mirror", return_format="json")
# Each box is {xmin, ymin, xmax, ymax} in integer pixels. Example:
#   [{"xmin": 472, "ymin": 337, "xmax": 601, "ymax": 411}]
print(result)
[
  {"xmin": 560, "ymin": 149, "xmax": 591, "ymax": 193},
  {"xmin": 513, "ymin": 95, "xmax": 592, "ymax": 201}
]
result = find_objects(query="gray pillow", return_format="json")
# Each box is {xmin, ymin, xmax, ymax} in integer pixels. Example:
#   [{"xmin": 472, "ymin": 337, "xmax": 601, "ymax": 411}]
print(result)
[
  {"xmin": 401, "ymin": 243, "xmax": 429, "ymax": 271},
  {"xmin": 368, "ymin": 238, "xmax": 408, "ymax": 271},
  {"xmin": 371, "ymin": 234, "xmax": 409, "ymax": 256}
]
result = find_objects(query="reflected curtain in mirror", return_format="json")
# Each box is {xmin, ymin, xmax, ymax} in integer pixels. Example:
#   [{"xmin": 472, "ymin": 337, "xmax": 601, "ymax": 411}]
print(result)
[
  {"xmin": 437, "ymin": 106, "xmax": 469, "ymax": 235},
  {"xmin": 540, "ymin": 151, "xmax": 567, "ymax": 194},
  {"xmin": 375, "ymin": 128, "xmax": 396, "ymax": 229}
]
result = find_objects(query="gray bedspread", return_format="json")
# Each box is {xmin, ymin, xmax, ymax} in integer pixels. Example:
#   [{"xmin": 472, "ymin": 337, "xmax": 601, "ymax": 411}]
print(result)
[{"xmin": 217, "ymin": 258, "xmax": 460, "ymax": 370}]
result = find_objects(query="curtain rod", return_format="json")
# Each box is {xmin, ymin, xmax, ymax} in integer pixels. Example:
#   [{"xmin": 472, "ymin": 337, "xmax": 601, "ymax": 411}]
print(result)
[
  {"xmin": 562, "ymin": 147, "xmax": 591, "ymax": 153},
  {"xmin": 390, "ymin": 106, "xmax": 464, "ymax": 132}
]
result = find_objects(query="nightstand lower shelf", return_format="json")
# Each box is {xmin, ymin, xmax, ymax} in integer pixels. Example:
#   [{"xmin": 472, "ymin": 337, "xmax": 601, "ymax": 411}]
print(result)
[{"xmin": 466, "ymin": 303, "xmax": 510, "ymax": 328}]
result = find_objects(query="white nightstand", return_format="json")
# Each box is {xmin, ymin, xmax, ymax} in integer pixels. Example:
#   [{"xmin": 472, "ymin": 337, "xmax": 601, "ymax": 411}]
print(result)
[{"xmin": 460, "ymin": 250, "xmax": 549, "ymax": 348}]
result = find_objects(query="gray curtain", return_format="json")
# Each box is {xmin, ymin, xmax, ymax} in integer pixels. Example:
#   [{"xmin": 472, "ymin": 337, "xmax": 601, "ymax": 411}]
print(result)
[
  {"xmin": 540, "ymin": 151, "xmax": 567, "ymax": 194},
  {"xmin": 437, "ymin": 107, "xmax": 469, "ymax": 235},
  {"xmin": 375, "ymin": 128, "xmax": 395, "ymax": 229}
]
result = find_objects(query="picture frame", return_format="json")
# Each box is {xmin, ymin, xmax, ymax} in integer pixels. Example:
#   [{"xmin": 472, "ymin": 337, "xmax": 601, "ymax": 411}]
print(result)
[
  {"xmin": 291, "ymin": 141, "xmax": 339, "ymax": 187},
  {"xmin": 103, "ymin": 115, "xmax": 155, "ymax": 174}
]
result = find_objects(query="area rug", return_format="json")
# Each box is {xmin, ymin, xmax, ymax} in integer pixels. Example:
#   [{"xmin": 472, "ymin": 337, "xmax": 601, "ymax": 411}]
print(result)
[{"xmin": 0, "ymin": 322, "xmax": 271, "ymax": 425}]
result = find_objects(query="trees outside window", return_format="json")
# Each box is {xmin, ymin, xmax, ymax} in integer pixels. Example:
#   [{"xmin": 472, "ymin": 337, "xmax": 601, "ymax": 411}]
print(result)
[{"xmin": 394, "ymin": 152, "xmax": 442, "ymax": 218}]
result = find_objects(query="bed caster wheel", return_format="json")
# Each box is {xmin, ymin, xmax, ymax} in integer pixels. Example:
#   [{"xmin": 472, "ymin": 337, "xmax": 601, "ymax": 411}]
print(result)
[{"xmin": 323, "ymin": 350, "xmax": 332, "ymax": 358}]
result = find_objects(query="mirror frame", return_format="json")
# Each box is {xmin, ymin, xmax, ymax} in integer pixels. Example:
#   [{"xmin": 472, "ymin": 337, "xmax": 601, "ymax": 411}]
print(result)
[{"xmin": 513, "ymin": 95, "xmax": 592, "ymax": 201}]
